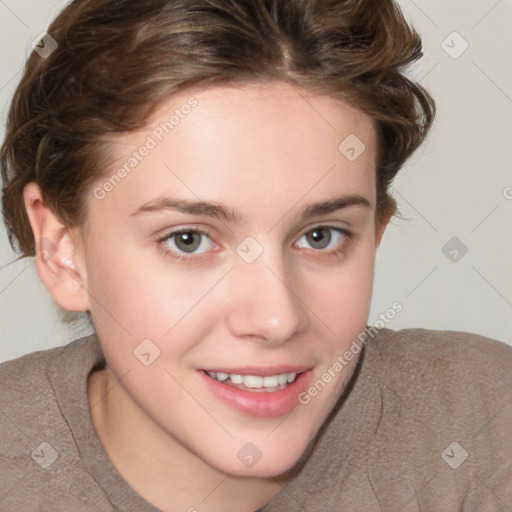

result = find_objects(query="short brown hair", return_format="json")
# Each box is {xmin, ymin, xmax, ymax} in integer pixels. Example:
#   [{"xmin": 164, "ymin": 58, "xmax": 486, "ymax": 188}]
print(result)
[{"xmin": 1, "ymin": 0, "xmax": 435, "ymax": 257}]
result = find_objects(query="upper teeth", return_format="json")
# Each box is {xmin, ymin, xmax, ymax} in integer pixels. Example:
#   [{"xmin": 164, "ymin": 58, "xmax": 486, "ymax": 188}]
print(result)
[{"xmin": 206, "ymin": 371, "xmax": 297, "ymax": 389}]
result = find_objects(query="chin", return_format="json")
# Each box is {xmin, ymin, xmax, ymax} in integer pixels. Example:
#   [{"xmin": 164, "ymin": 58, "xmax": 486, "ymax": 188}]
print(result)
[
  {"xmin": 202, "ymin": 433, "xmax": 315, "ymax": 479},
  {"xmin": 218, "ymin": 456, "xmax": 303, "ymax": 480}
]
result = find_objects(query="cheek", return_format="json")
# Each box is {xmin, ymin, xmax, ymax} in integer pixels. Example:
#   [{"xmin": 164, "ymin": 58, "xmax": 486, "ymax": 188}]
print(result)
[
  {"xmin": 298, "ymin": 248, "xmax": 375, "ymax": 425},
  {"xmin": 311, "ymin": 242, "xmax": 376, "ymax": 336},
  {"xmin": 81, "ymin": 244, "xmax": 162, "ymax": 372},
  {"xmin": 84, "ymin": 244, "xmax": 226, "ymax": 363}
]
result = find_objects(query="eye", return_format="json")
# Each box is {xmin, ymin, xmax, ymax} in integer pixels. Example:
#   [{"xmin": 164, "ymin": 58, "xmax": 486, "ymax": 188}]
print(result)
[
  {"xmin": 157, "ymin": 224, "xmax": 351, "ymax": 263},
  {"xmin": 295, "ymin": 225, "xmax": 349, "ymax": 253},
  {"xmin": 158, "ymin": 228, "xmax": 214, "ymax": 260}
]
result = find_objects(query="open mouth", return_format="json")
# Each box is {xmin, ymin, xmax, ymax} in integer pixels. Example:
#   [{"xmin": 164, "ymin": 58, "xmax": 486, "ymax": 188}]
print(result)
[
  {"xmin": 203, "ymin": 371, "xmax": 299, "ymax": 393},
  {"xmin": 199, "ymin": 367, "xmax": 313, "ymax": 417}
]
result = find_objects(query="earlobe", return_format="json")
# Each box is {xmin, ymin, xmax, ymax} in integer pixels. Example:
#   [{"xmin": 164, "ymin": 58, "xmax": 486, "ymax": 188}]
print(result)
[{"xmin": 23, "ymin": 182, "xmax": 90, "ymax": 312}]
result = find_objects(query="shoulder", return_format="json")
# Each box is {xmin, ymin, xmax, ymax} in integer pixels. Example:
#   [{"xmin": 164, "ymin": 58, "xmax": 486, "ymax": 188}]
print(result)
[
  {"xmin": 365, "ymin": 326, "xmax": 512, "ymax": 428},
  {"xmin": 0, "ymin": 335, "xmax": 109, "ymax": 510},
  {"xmin": 370, "ymin": 328, "xmax": 511, "ymax": 460},
  {"xmin": 370, "ymin": 326, "xmax": 512, "ymax": 391},
  {"xmin": 0, "ymin": 335, "xmax": 100, "ymax": 440},
  {"xmin": 373, "ymin": 325, "xmax": 512, "ymax": 358},
  {"xmin": 0, "ymin": 334, "xmax": 100, "ymax": 397},
  {"xmin": 363, "ymin": 328, "xmax": 512, "ymax": 508},
  {"xmin": 0, "ymin": 333, "xmax": 101, "ymax": 417}
]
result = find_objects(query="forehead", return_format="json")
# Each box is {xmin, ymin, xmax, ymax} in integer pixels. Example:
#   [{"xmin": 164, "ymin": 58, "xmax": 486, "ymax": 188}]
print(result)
[
  {"xmin": 88, "ymin": 81, "xmax": 377, "ymax": 227},
  {"xmin": 157, "ymin": 81, "xmax": 376, "ymax": 155}
]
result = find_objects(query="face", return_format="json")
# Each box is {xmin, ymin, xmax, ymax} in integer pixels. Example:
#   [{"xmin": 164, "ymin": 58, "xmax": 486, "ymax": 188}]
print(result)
[{"xmin": 80, "ymin": 81, "xmax": 381, "ymax": 477}]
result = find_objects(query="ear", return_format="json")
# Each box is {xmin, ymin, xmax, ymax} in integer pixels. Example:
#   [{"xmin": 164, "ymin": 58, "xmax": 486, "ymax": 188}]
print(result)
[{"xmin": 23, "ymin": 182, "xmax": 90, "ymax": 312}]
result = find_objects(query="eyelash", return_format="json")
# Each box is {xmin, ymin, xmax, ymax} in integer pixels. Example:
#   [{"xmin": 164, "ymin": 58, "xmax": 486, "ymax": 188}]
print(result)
[{"xmin": 156, "ymin": 224, "xmax": 353, "ymax": 263}]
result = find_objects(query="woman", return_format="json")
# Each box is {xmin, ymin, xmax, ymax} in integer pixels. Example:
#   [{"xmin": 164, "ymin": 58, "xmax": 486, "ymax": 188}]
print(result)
[{"xmin": 1, "ymin": 1, "xmax": 510, "ymax": 510}]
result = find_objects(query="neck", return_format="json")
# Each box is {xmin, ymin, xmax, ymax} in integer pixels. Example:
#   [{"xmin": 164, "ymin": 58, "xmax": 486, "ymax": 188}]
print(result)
[{"xmin": 87, "ymin": 366, "xmax": 292, "ymax": 512}]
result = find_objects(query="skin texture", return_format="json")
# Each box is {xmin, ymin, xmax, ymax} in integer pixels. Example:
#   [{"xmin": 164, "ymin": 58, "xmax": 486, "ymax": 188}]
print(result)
[{"xmin": 24, "ymin": 81, "xmax": 390, "ymax": 512}]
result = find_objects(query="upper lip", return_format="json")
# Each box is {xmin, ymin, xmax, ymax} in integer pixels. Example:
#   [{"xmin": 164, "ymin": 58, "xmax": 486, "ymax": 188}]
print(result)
[{"xmin": 200, "ymin": 365, "xmax": 312, "ymax": 376}]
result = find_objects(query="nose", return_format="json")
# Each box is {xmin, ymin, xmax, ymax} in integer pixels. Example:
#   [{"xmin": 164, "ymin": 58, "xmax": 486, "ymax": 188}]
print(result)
[{"xmin": 225, "ymin": 250, "xmax": 309, "ymax": 346}]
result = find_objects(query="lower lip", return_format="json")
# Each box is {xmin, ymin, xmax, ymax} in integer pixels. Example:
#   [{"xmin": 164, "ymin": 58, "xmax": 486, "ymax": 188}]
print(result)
[{"xmin": 199, "ymin": 370, "xmax": 313, "ymax": 417}]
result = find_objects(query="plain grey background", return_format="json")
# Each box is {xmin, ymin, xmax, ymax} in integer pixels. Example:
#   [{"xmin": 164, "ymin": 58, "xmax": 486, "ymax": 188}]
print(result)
[{"xmin": 1, "ymin": 0, "xmax": 511, "ymax": 362}]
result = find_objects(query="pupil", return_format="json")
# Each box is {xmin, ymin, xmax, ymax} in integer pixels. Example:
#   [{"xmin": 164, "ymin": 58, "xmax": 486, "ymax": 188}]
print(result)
[
  {"xmin": 176, "ymin": 232, "xmax": 199, "ymax": 252},
  {"xmin": 308, "ymin": 228, "xmax": 330, "ymax": 249},
  {"xmin": 180, "ymin": 233, "xmax": 194, "ymax": 245}
]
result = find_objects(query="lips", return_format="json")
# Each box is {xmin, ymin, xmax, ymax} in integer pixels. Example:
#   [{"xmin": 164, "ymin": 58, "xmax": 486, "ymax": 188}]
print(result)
[{"xmin": 199, "ymin": 367, "xmax": 313, "ymax": 417}]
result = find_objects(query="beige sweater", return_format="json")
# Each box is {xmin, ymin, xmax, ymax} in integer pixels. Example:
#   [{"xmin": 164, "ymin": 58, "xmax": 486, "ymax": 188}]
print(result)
[{"xmin": 1, "ymin": 327, "xmax": 511, "ymax": 511}]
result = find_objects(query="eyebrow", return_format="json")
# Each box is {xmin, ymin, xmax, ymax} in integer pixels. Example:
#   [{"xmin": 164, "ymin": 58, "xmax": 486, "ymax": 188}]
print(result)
[{"xmin": 131, "ymin": 194, "xmax": 371, "ymax": 224}]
